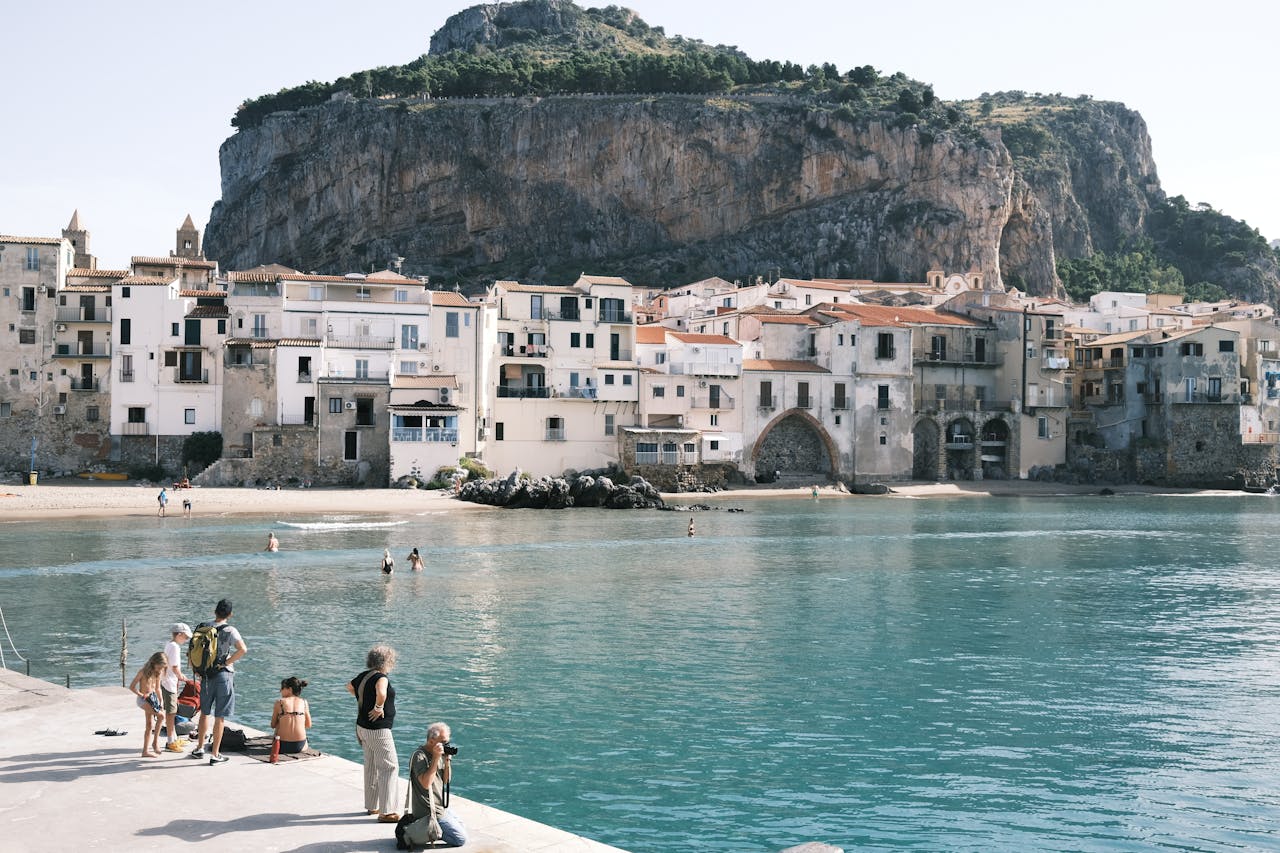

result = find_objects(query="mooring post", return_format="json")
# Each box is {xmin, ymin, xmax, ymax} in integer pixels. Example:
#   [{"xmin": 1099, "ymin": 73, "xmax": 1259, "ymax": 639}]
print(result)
[
  {"xmin": 119, "ymin": 618, "xmax": 127, "ymax": 688},
  {"xmin": 65, "ymin": 673, "xmax": 70, "ymax": 689}
]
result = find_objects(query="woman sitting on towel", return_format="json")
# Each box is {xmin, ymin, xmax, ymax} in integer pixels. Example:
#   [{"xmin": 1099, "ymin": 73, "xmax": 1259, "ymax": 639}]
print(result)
[{"xmin": 270, "ymin": 676, "xmax": 312, "ymax": 754}]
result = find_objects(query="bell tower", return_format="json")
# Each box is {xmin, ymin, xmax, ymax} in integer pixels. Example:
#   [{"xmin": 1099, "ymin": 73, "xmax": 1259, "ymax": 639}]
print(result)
[
  {"xmin": 62, "ymin": 209, "xmax": 95, "ymax": 269},
  {"xmin": 175, "ymin": 214, "xmax": 202, "ymax": 259}
]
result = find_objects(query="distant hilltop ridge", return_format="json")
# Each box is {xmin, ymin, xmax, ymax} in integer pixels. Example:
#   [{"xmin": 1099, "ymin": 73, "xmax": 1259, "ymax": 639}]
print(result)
[{"xmin": 206, "ymin": 0, "xmax": 1280, "ymax": 305}]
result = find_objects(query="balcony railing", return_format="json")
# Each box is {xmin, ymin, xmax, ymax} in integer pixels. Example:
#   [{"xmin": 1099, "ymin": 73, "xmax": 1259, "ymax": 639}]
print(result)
[
  {"xmin": 497, "ymin": 385, "xmax": 551, "ymax": 399},
  {"xmin": 563, "ymin": 387, "xmax": 598, "ymax": 399},
  {"xmin": 500, "ymin": 344, "xmax": 548, "ymax": 358},
  {"xmin": 692, "ymin": 394, "xmax": 735, "ymax": 410},
  {"xmin": 326, "ymin": 334, "xmax": 395, "ymax": 350},
  {"xmin": 121, "ymin": 421, "xmax": 149, "ymax": 435},
  {"xmin": 945, "ymin": 434, "xmax": 974, "ymax": 449},
  {"xmin": 545, "ymin": 309, "xmax": 580, "ymax": 321},
  {"xmin": 670, "ymin": 362, "xmax": 741, "ymax": 376},
  {"xmin": 70, "ymin": 377, "xmax": 100, "ymax": 391},
  {"xmin": 55, "ymin": 342, "xmax": 110, "ymax": 357},
  {"xmin": 174, "ymin": 369, "xmax": 210, "ymax": 384},
  {"xmin": 1176, "ymin": 393, "xmax": 1238, "ymax": 404},
  {"xmin": 601, "ymin": 349, "xmax": 633, "ymax": 363},
  {"xmin": 392, "ymin": 427, "xmax": 459, "ymax": 443},
  {"xmin": 599, "ymin": 311, "xmax": 632, "ymax": 324},
  {"xmin": 832, "ymin": 398, "xmax": 850, "ymax": 410},
  {"xmin": 920, "ymin": 397, "xmax": 1015, "ymax": 412},
  {"xmin": 118, "ymin": 370, "xmax": 135, "ymax": 383},
  {"xmin": 545, "ymin": 427, "xmax": 566, "ymax": 441},
  {"xmin": 759, "ymin": 397, "xmax": 774, "ymax": 409},
  {"xmin": 298, "ymin": 373, "xmax": 313, "ymax": 383},
  {"xmin": 916, "ymin": 351, "xmax": 998, "ymax": 366},
  {"xmin": 56, "ymin": 306, "xmax": 110, "ymax": 323},
  {"xmin": 318, "ymin": 371, "xmax": 390, "ymax": 383},
  {"xmin": 796, "ymin": 397, "xmax": 813, "ymax": 409}
]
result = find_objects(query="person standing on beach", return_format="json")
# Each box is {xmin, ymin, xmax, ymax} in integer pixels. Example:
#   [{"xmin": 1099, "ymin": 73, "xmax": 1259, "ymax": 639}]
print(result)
[
  {"xmin": 161, "ymin": 623, "xmax": 192, "ymax": 753},
  {"xmin": 408, "ymin": 548, "xmax": 424, "ymax": 571},
  {"xmin": 190, "ymin": 598, "xmax": 247, "ymax": 766},
  {"xmin": 182, "ymin": 497, "xmax": 192, "ymax": 517},
  {"xmin": 347, "ymin": 645, "xmax": 400, "ymax": 822},
  {"xmin": 157, "ymin": 487, "xmax": 168, "ymax": 517}
]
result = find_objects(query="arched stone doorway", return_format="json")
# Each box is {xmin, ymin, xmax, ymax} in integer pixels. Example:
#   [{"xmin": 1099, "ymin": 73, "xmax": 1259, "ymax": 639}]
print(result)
[
  {"xmin": 753, "ymin": 411, "xmax": 836, "ymax": 482},
  {"xmin": 944, "ymin": 417, "xmax": 977, "ymax": 480},
  {"xmin": 979, "ymin": 417, "xmax": 1010, "ymax": 479},
  {"xmin": 912, "ymin": 419, "xmax": 940, "ymax": 480}
]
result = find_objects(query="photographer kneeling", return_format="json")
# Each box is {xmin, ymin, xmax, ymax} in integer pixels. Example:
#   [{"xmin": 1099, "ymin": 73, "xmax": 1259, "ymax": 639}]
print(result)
[{"xmin": 399, "ymin": 722, "xmax": 467, "ymax": 849}]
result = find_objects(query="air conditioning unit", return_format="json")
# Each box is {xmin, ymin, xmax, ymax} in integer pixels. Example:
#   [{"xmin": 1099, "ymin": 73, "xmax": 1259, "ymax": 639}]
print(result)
[
  {"xmin": 439, "ymin": 389, "xmax": 451, "ymax": 403},
  {"xmin": 418, "ymin": 343, "xmax": 428, "ymax": 350},
  {"xmin": 432, "ymin": 365, "xmax": 441, "ymax": 372},
  {"xmin": 55, "ymin": 323, "xmax": 67, "ymax": 332},
  {"xmin": 418, "ymin": 361, "xmax": 428, "ymax": 369},
  {"xmin": 344, "ymin": 401, "xmax": 356, "ymax": 411},
  {"xmin": 53, "ymin": 405, "xmax": 66, "ymax": 415},
  {"xmin": 699, "ymin": 380, "xmax": 708, "ymax": 388}
]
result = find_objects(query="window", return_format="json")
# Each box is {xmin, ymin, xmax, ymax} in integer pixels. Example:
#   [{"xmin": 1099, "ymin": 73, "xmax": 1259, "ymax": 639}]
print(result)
[
  {"xmin": 710, "ymin": 440, "xmax": 720, "ymax": 450},
  {"xmin": 1219, "ymin": 339, "xmax": 1235, "ymax": 353},
  {"xmin": 655, "ymin": 352, "xmax": 666, "ymax": 365},
  {"xmin": 1180, "ymin": 342, "xmax": 1204, "ymax": 357},
  {"xmin": 395, "ymin": 289, "xmax": 408, "ymax": 303},
  {"xmin": 876, "ymin": 333, "xmax": 894, "ymax": 359},
  {"xmin": 676, "ymin": 385, "xmax": 685, "ymax": 397},
  {"xmin": 252, "ymin": 314, "xmax": 266, "ymax": 338},
  {"xmin": 171, "ymin": 323, "xmax": 180, "ymax": 337},
  {"xmin": 127, "ymin": 406, "xmax": 146, "ymax": 423},
  {"xmin": 546, "ymin": 416, "xmax": 565, "ymax": 440},
  {"xmin": 401, "ymin": 325, "xmax": 419, "ymax": 350},
  {"xmin": 570, "ymin": 332, "xmax": 581, "ymax": 347},
  {"xmin": 21, "ymin": 287, "xmax": 35, "ymax": 311},
  {"xmin": 446, "ymin": 313, "xmax": 459, "ymax": 338},
  {"xmin": 329, "ymin": 397, "xmax": 343, "ymax": 413},
  {"xmin": 86, "ymin": 405, "xmax": 99, "ymax": 422},
  {"xmin": 309, "ymin": 285, "xmax": 323, "ymax": 301},
  {"xmin": 273, "ymin": 434, "xmax": 283, "ymax": 447},
  {"xmin": 1038, "ymin": 416, "xmax": 1049, "ymax": 438},
  {"xmin": 652, "ymin": 385, "xmax": 665, "ymax": 398},
  {"xmin": 877, "ymin": 385, "xmax": 890, "ymax": 410},
  {"xmin": 710, "ymin": 414, "xmax": 719, "ymax": 426},
  {"xmin": 344, "ymin": 431, "xmax": 358, "ymax": 461},
  {"xmin": 217, "ymin": 319, "xmax": 226, "ymax": 334},
  {"xmin": 495, "ymin": 422, "xmax": 504, "ymax": 441},
  {"xmin": 26, "ymin": 247, "xmax": 39, "ymax": 270},
  {"xmin": 585, "ymin": 333, "xmax": 595, "ymax": 348},
  {"xmin": 18, "ymin": 329, "xmax": 34, "ymax": 344},
  {"xmin": 879, "ymin": 434, "xmax": 887, "ymax": 445},
  {"xmin": 1026, "ymin": 344, "xmax": 1036, "ymax": 359},
  {"xmin": 119, "ymin": 318, "xmax": 131, "ymax": 345},
  {"xmin": 0, "ymin": 402, "xmax": 11, "ymax": 417},
  {"xmin": 804, "ymin": 294, "xmax": 812, "ymax": 306},
  {"xmin": 797, "ymin": 381, "xmax": 811, "ymax": 408},
  {"xmin": 530, "ymin": 295, "xmax": 543, "ymax": 320},
  {"xmin": 399, "ymin": 361, "xmax": 417, "ymax": 374},
  {"xmin": 604, "ymin": 414, "xmax": 615, "ymax": 436},
  {"xmin": 604, "ymin": 374, "xmax": 615, "ymax": 385},
  {"xmin": 684, "ymin": 442, "xmax": 696, "ymax": 453},
  {"xmin": 164, "ymin": 351, "xmax": 177, "ymax": 367},
  {"xmin": 121, "ymin": 286, "xmax": 130, "ymax": 298},
  {"xmin": 355, "ymin": 359, "xmax": 369, "ymax": 380},
  {"xmin": 835, "ymin": 415, "xmax": 841, "ymax": 425},
  {"xmin": 185, "ymin": 408, "xmax": 196, "ymax": 425},
  {"xmin": 931, "ymin": 335, "xmax": 947, "ymax": 360},
  {"xmin": 1133, "ymin": 347, "xmax": 1145, "ymax": 358},
  {"xmin": 760, "ymin": 380, "xmax": 773, "ymax": 407},
  {"xmin": 622, "ymin": 374, "xmax": 632, "ymax": 385}
]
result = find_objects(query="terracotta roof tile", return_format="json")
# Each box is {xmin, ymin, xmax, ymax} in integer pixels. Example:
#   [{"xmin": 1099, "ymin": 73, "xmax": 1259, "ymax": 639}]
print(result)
[
  {"xmin": 0, "ymin": 235, "xmax": 63, "ymax": 245},
  {"xmin": 757, "ymin": 315, "xmax": 819, "ymax": 325},
  {"xmin": 824, "ymin": 304, "xmax": 983, "ymax": 327},
  {"xmin": 670, "ymin": 332, "xmax": 739, "ymax": 346},
  {"xmin": 68, "ymin": 268, "xmax": 128, "ymax": 278},
  {"xmin": 131, "ymin": 255, "xmax": 217, "ymax": 269},
  {"xmin": 117, "ymin": 276, "xmax": 176, "ymax": 286},
  {"xmin": 62, "ymin": 284, "xmax": 112, "ymax": 293},
  {"xmin": 742, "ymin": 359, "xmax": 830, "ymax": 373},
  {"xmin": 430, "ymin": 291, "xmax": 473, "ymax": 307},
  {"xmin": 495, "ymin": 281, "xmax": 581, "ymax": 295},
  {"xmin": 186, "ymin": 305, "xmax": 228, "ymax": 319},
  {"xmin": 225, "ymin": 338, "xmax": 279, "ymax": 348},
  {"xmin": 635, "ymin": 325, "xmax": 668, "ymax": 344},
  {"xmin": 180, "ymin": 289, "xmax": 226, "ymax": 298}
]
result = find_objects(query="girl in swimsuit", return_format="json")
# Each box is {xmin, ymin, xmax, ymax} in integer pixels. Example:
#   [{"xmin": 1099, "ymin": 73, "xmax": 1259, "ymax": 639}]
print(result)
[
  {"xmin": 129, "ymin": 651, "xmax": 167, "ymax": 757},
  {"xmin": 271, "ymin": 676, "xmax": 312, "ymax": 754}
]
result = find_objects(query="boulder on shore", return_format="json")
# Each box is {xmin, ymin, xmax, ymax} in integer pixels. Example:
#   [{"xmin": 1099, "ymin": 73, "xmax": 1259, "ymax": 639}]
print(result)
[{"xmin": 458, "ymin": 472, "xmax": 664, "ymax": 510}]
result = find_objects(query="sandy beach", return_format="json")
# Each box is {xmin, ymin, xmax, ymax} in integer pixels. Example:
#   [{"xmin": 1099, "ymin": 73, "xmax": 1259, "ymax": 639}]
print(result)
[{"xmin": 0, "ymin": 477, "xmax": 1237, "ymax": 522}]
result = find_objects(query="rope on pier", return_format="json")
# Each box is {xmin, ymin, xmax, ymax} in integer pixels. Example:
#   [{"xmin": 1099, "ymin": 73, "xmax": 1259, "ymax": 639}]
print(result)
[{"xmin": 0, "ymin": 605, "xmax": 28, "ymax": 670}]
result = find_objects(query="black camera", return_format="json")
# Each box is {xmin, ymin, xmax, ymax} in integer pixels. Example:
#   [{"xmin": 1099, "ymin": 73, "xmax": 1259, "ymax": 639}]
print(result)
[{"xmin": 443, "ymin": 741, "xmax": 459, "ymax": 756}]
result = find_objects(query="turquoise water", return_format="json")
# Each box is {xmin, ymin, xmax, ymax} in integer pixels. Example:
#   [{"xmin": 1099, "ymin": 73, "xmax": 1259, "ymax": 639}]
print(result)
[{"xmin": 3, "ymin": 495, "xmax": 1280, "ymax": 851}]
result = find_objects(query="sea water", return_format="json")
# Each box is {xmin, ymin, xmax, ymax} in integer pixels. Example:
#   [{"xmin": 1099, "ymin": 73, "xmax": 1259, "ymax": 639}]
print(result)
[{"xmin": 3, "ymin": 494, "xmax": 1280, "ymax": 852}]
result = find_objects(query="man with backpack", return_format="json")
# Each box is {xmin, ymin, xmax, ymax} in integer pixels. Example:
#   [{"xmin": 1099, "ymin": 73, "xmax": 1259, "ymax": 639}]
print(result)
[{"xmin": 188, "ymin": 598, "xmax": 247, "ymax": 765}]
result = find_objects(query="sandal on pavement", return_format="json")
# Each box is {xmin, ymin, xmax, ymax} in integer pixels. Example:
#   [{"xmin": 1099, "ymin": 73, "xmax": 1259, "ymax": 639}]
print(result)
[{"xmin": 377, "ymin": 813, "xmax": 401, "ymax": 823}]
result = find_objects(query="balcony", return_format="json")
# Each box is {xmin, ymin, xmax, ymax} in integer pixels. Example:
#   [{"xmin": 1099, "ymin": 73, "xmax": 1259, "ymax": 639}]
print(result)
[
  {"xmin": 1175, "ymin": 393, "xmax": 1238, "ymax": 405},
  {"xmin": 318, "ymin": 371, "xmax": 390, "ymax": 384},
  {"xmin": 832, "ymin": 398, "xmax": 850, "ymax": 410},
  {"xmin": 1043, "ymin": 357, "xmax": 1072, "ymax": 370},
  {"xmin": 598, "ymin": 311, "xmax": 632, "ymax": 325},
  {"xmin": 545, "ymin": 427, "xmax": 566, "ymax": 441},
  {"xmin": 54, "ymin": 342, "xmax": 110, "ymax": 358},
  {"xmin": 56, "ymin": 306, "xmax": 110, "ymax": 323},
  {"xmin": 121, "ymin": 421, "xmax": 149, "ymax": 436},
  {"xmin": 599, "ymin": 349, "xmax": 633, "ymax": 363},
  {"xmin": 497, "ymin": 386, "xmax": 551, "ymax": 399},
  {"xmin": 174, "ymin": 369, "xmax": 209, "ymax": 384},
  {"xmin": 392, "ymin": 427, "xmax": 459, "ymax": 443},
  {"xmin": 500, "ymin": 344, "xmax": 548, "ymax": 358},
  {"xmin": 920, "ymin": 397, "xmax": 1014, "ymax": 413},
  {"xmin": 70, "ymin": 377, "xmax": 101, "ymax": 391},
  {"xmin": 326, "ymin": 334, "xmax": 395, "ymax": 350},
  {"xmin": 917, "ymin": 351, "xmax": 998, "ymax": 367},
  {"xmin": 945, "ymin": 434, "xmax": 974, "ymax": 450},
  {"xmin": 759, "ymin": 397, "xmax": 775, "ymax": 409},
  {"xmin": 692, "ymin": 393, "xmax": 735, "ymax": 410},
  {"xmin": 298, "ymin": 373, "xmax": 313, "ymax": 383},
  {"xmin": 545, "ymin": 309, "xmax": 580, "ymax": 321},
  {"xmin": 670, "ymin": 361, "xmax": 741, "ymax": 377},
  {"xmin": 563, "ymin": 387, "xmax": 598, "ymax": 399},
  {"xmin": 796, "ymin": 396, "xmax": 813, "ymax": 409}
]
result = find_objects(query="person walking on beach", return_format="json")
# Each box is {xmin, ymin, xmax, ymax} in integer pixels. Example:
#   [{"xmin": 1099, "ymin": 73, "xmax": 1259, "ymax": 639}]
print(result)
[
  {"xmin": 347, "ymin": 645, "xmax": 400, "ymax": 821},
  {"xmin": 128, "ymin": 651, "xmax": 167, "ymax": 757},
  {"xmin": 408, "ymin": 547, "xmax": 424, "ymax": 572},
  {"xmin": 157, "ymin": 487, "xmax": 168, "ymax": 517},
  {"xmin": 381, "ymin": 549, "xmax": 395, "ymax": 574},
  {"xmin": 161, "ymin": 623, "xmax": 192, "ymax": 753},
  {"xmin": 265, "ymin": 532, "xmax": 279, "ymax": 552},
  {"xmin": 402, "ymin": 721, "xmax": 468, "ymax": 847},
  {"xmin": 190, "ymin": 598, "xmax": 247, "ymax": 765},
  {"xmin": 271, "ymin": 676, "xmax": 312, "ymax": 755},
  {"xmin": 182, "ymin": 497, "xmax": 192, "ymax": 517}
]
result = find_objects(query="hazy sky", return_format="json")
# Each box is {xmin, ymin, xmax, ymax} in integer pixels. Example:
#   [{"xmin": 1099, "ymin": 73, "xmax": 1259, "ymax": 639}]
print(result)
[{"xmin": 3, "ymin": 1, "xmax": 1275, "ymax": 269}]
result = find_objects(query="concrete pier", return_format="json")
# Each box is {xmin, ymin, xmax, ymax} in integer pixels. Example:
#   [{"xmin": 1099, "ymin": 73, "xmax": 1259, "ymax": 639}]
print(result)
[{"xmin": 0, "ymin": 669, "xmax": 627, "ymax": 852}]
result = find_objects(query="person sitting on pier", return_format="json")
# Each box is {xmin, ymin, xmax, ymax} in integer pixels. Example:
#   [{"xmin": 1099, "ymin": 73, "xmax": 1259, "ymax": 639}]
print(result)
[{"xmin": 270, "ymin": 676, "xmax": 312, "ymax": 755}]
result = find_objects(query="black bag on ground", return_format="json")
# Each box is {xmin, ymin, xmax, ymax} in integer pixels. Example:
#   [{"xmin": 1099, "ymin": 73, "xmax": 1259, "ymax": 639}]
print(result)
[{"xmin": 220, "ymin": 727, "xmax": 248, "ymax": 751}]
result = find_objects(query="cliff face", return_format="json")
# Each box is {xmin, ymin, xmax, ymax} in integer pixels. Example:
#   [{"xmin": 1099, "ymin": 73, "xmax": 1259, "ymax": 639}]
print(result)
[{"xmin": 205, "ymin": 94, "xmax": 1160, "ymax": 294}]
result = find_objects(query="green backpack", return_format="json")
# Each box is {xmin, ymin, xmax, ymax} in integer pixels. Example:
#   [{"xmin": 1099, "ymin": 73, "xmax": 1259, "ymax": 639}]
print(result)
[{"xmin": 188, "ymin": 623, "xmax": 229, "ymax": 676}]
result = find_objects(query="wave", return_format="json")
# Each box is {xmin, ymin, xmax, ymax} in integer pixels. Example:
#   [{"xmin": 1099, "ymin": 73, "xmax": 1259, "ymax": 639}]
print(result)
[{"xmin": 277, "ymin": 519, "xmax": 408, "ymax": 531}]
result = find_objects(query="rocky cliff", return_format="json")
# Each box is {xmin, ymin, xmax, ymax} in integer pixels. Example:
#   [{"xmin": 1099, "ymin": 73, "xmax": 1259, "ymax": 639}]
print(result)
[{"xmin": 208, "ymin": 93, "xmax": 1148, "ymax": 294}]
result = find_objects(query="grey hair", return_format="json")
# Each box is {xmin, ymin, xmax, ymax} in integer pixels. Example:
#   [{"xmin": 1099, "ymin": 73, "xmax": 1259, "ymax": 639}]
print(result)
[
  {"xmin": 366, "ymin": 644, "xmax": 398, "ymax": 671},
  {"xmin": 427, "ymin": 722, "xmax": 451, "ymax": 742}
]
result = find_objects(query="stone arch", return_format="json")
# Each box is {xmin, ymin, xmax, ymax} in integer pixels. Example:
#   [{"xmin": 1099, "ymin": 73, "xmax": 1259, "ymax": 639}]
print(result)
[
  {"xmin": 944, "ymin": 417, "xmax": 978, "ymax": 480},
  {"xmin": 752, "ymin": 409, "xmax": 840, "ymax": 481},
  {"xmin": 978, "ymin": 417, "xmax": 1011, "ymax": 479},
  {"xmin": 912, "ymin": 418, "xmax": 940, "ymax": 480}
]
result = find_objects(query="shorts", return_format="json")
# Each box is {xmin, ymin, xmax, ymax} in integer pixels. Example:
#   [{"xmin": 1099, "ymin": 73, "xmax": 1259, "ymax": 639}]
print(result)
[
  {"xmin": 199, "ymin": 670, "xmax": 235, "ymax": 718},
  {"xmin": 280, "ymin": 739, "xmax": 307, "ymax": 755},
  {"xmin": 160, "ymin": 686, "xmax": 179, "ymax": 714},
  {"xmin": 136, "ymin": 692, "xmax": 162, "ymax": 713}
]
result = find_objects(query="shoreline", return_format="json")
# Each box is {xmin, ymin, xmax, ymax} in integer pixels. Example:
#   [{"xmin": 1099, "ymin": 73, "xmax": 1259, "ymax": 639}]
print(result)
[{"xmin": 0, "ymin": 477, "xmax": 1246, "ymax": 522}]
